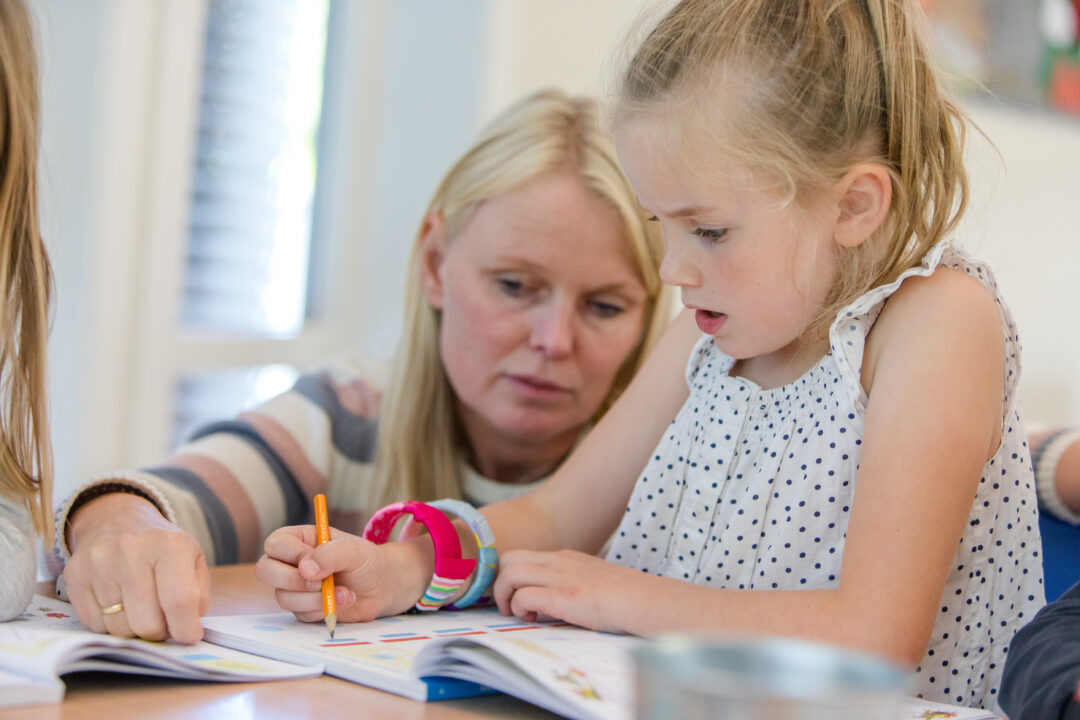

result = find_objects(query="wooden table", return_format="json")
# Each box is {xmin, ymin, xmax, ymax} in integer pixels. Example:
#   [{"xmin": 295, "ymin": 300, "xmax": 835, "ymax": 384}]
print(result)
[{"xmin": 0, "ymin": 565, "xmax": 558, "ymax": 720}]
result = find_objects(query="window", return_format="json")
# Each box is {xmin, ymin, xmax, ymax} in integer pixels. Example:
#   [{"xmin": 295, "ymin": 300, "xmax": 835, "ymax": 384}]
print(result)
[{"xmin": 171, "ymin": 0, "xmax": 330, "ymax": 444}]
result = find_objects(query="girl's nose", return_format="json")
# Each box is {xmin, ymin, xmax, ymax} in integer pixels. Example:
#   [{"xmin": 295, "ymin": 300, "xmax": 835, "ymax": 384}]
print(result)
[
  {"xmin": 658, "ymin": 238, "xmax": 701, "ymax": 289},
  {"xmin": 529, "ymin": 300, "xmax": 575, "ymax": 359}
]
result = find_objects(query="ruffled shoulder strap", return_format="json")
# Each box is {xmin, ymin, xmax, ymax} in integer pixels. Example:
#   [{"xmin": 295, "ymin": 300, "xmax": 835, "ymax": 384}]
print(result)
[{"xmin": 828, "ymin": 240, "xmax": 1022, "ymax": 413}]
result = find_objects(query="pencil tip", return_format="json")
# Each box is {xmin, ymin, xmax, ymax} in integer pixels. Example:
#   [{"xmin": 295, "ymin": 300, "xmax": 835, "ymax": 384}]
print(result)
[{"xmin": 327, "ymin": 613, "xmax": 337, "ymax": 639}]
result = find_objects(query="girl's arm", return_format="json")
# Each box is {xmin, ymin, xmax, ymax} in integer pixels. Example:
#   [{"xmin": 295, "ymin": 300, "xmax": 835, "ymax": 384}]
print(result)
[
  {"xmin": 494, "ymin": 268, "xmax": 1005, "ymax": 667},
  {"xmin": 481, "ymin": 309, "xmax": 701, "ymax": 555},
  {"xmin": 256, "ymin": 311, "xmax": 703, "ymax": 620}
]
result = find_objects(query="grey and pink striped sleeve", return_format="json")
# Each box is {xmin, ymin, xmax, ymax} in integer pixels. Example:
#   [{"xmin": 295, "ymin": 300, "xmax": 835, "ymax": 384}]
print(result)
[{"xmin": 57, "ymin": 358, "xmax": 387, "ymax": 566}]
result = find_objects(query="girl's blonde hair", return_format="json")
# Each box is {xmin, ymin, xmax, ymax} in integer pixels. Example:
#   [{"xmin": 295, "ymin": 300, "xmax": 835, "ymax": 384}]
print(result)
[
  {"xmin": 617, "ymin": 0, "xmax": 969, "ymax": 334},
  {"xmin": 367, "ymin": 88, "xmax": 673, "ymax": 510},
  {"xmin": 0, "ymin": 0, "xmax": 54, "ymax": 543}
]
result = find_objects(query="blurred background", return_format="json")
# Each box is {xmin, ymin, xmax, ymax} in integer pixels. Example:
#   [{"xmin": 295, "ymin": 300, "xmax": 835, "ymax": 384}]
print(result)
[{"xmin": 28, "ymin": 0, "xmax": 1080, "ymax": 499}]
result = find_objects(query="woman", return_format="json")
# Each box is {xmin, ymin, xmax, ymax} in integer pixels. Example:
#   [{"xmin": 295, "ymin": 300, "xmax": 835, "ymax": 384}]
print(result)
[{"xmin": 56, "ymin": 88, "xmax": 674, "ymax": 642}]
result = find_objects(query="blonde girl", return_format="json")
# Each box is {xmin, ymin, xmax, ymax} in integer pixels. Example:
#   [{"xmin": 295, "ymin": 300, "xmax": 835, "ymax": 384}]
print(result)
[
  {"xmin": 58, "ymin": 89, "xmax": 675, "ymax": 644},
  {"xmin": 259, "ymin": 0, "xmax": 1042, "ymax": 711},
  {"xmin": 0, "ymin": 0, "xmax": 54, "ymax": 621}
]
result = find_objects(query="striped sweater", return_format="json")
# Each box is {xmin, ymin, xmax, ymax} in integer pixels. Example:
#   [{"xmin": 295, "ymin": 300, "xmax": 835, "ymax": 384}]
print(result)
[{"xmin": 55, "ymin": 357, "xmax": 544, "ymax": 566}]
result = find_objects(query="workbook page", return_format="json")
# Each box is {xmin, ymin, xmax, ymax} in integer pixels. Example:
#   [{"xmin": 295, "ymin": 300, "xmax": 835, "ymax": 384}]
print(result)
[
  {"xmin": 202, "ymin": 607, "xmax": 604, "ymax": 701},
  {"xmin": 0, "ymin": 596, "xmax": 321, "ymax": 683}
]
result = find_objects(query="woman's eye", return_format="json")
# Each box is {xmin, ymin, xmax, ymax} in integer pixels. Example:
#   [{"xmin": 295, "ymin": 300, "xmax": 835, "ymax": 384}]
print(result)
[
  {"xmin": 496, "ymin": 277, "xmax": 528, "ymax": 296},
  {"xmin": 588, "ymin": 300, "xmax": 625, "ymax": 318},
  {"xmin": 692, "ymin": 226, "xmax": 728, "ymax": 242}
]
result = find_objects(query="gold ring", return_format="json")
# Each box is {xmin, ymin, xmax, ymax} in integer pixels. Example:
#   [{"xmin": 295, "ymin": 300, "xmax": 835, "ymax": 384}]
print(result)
[{"xmin": 101, "ymin": 602, "xmax": 125, "ymax": 615}]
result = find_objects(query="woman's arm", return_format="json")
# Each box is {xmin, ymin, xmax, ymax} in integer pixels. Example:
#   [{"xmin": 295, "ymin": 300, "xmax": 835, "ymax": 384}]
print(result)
[
  {"xmin": 62, "ymin": 359, "xmax": 380, "ymax": 641},
  {"xmin": 1030, "ymin": 427, "xmax": 1080, "ymax": 524},
  {"xmin": 494, "ymin": 268, "xmax": 1005, "ymax": 667}
]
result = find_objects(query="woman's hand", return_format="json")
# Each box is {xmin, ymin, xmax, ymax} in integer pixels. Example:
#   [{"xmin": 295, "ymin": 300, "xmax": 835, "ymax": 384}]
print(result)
[
  {"xmin": 493, "ymin": 549, "xmax": 644, "ymax": 634},
  {"xmin": 63, "ymin": 493, "xmax": 211, "ymax": 644},
  {"xmin": 255, "ymin": 525, "xmax": 428, "ymax": 623}
]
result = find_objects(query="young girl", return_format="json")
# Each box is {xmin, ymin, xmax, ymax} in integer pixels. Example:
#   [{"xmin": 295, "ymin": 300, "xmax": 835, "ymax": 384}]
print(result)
[
  {"xmin": 257, "ymin": 0, "xmax": 1042, "ymax": 709},
  {"xmin": 0, "ymin": 0, "xmax": 55, "ymax": 621}
]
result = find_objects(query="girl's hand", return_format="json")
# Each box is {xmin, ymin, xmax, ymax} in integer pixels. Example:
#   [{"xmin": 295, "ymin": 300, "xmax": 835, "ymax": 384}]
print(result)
[
  {"xmin": 255, "ymin": 525, "xmax": 425, "ymax": 623},
  {"xmin": 492, "ymin": 549, "xmax": 641, "ymax": 634}
]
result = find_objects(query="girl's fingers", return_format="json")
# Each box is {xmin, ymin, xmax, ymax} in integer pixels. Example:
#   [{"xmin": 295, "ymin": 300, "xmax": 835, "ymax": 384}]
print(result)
[
  {"xmin": 302, "ymin": 535, "xmax": 372, "ymax": 580},
  {"xmin": 492, "ymin": 554, "xmax": 554, "ymax": 616},
  {"xmin": 263, "ymin": 526, "xmax": 317, "ymax": 565},
  {"xmin": 256, "ymin": 553, "xmax": 321, "ymax": 592},
  {"xmin": 275, "ymin": 587, "xmax": 324, "ymax": 615},
  {"xmin": 294, "ymin": 609, "xmax": 325, "ymax": 624}
]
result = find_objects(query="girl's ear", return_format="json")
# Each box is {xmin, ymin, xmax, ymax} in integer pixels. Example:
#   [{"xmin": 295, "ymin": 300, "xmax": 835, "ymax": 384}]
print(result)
[
  {"xmin": 833, "ymin": 163, "xmax": 892, "ymax": 248},
  {"xmin": 417, "ymin": 211, "xmax": 448, "ymax": 310}
]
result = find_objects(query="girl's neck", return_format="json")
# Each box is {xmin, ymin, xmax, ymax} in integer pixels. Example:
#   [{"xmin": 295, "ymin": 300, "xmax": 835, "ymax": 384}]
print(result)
[{"xmin": 730, "ymin": 335, "xmax": 830, "ymax": 390}]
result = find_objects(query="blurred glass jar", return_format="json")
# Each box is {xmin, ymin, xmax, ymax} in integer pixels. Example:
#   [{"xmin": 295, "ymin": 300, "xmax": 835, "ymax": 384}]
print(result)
[{"xmin": 632, "ymin": 634, "xmax": 911, "ymax": 720}]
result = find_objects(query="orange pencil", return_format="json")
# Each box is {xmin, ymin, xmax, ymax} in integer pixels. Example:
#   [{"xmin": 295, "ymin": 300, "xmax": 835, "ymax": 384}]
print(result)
[{"xmin": 313, "ymin": 493, "xmax": 336, "ymax": 639}]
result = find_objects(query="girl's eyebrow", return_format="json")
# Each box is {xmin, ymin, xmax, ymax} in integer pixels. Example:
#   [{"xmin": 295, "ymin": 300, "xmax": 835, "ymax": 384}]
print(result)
[{"xmin": 638, "ymin": 199, "xmax": 714, "ymax": 219}]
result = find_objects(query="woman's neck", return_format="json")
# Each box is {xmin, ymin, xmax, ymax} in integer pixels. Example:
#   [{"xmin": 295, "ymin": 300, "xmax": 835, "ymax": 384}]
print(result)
[{"xmin": 459, "ymin": 419, "xmax": 581, "ymax": 485}]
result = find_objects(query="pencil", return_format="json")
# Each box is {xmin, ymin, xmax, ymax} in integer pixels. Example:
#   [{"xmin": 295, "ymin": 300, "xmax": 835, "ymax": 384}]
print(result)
[{"xmin": 313, "ymin": 493, "xmax": 336, "ymax": 639}]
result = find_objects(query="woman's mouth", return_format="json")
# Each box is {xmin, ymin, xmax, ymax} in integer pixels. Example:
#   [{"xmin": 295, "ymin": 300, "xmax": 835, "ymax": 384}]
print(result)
[{"xmin": 505, "ymin": 374, "xmax": 571, "ymax": 399}]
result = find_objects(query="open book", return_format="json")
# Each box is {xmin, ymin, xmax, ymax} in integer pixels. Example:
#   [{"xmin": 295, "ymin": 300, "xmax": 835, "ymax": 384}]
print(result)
[
  {"xmin": 203, "ymin": 606, "xmax": 637, "ymax": 719},
  {"xmin": 0, "ymin": 595, "xmax": 322, "ymax": 708},
  {"xmin": 201, "ymin": 608, "xmax": 1002, "ymax": 720}
]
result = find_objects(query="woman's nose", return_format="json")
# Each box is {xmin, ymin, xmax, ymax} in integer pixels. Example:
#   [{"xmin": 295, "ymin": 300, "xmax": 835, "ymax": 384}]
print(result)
[{"xmin": 529, "ymin": 300, "xmax": 575, "ymax": 359}]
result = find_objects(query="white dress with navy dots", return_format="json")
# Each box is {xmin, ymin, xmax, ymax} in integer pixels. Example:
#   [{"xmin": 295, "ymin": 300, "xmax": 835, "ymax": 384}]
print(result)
[{"xmin": 606, "ymin": 240, "xmax": 1044, "ymax": 710}]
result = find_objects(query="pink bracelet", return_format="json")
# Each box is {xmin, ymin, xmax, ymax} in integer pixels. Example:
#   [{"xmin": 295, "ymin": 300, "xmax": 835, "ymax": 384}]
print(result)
[{"xmin": 363, "ymin": 501, "xmax": 476, "ymax": 611}]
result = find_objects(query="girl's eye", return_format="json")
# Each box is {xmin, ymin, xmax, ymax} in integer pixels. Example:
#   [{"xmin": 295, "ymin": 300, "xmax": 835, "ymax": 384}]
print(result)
[
  {"xmin": 588, "ymin": 300, "xmax": 625, "ymax": 318},
  {"xmin": 692, "ymin": 226, "xmax": 728, "ymax": 242}
]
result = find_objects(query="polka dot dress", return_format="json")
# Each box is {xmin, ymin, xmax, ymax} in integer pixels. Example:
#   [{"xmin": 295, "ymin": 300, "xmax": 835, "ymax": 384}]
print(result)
[{"xmin": 606, "ymin": 240, "xmax": 1044, "ymax": 711}]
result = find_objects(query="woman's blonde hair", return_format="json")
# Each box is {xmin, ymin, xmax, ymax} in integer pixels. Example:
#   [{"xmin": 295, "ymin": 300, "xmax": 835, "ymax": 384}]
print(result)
[
  {"xmin": 616, "ymin": 0, "xmax": 969, "ymax": 335},
  {"xmin": 0, "ymin": 0, "xmax": 53, "ymax": 543},
  {"xmin": 366, "ymin": 88, "xmax": 673, "ymax": 510}
]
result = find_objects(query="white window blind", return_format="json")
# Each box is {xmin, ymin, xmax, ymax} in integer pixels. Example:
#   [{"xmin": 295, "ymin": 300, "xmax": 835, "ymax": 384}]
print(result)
[{"xmin": 183, "ymin": 0, "xmax": 330, "ymax": 337}]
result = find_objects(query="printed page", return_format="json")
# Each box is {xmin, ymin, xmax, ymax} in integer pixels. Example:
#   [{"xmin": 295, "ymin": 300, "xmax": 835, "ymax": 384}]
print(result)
[
  {"xmin": 202, "ymin": 607, "xmax": 602, "ymax": 702},
  {"xmin": 0, "ymin": 668, "xmax": 63, "ymax": 709},
  {"xmin": 413, "ymin": 624, "xmax": 640, "ymax": 720},
  {"xmin": 900, "ymin": 698, "xmax": 1002, "ymax": 719},
  {"xmin": 0, "ymin": 596, "xmax": 322, "ymax": 683}
]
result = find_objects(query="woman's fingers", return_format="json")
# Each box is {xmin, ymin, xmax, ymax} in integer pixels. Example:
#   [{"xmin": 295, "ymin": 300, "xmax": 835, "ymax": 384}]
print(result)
[{"xmin": 154, "ymin": 551, "xmax": 210, "ymax": 644}]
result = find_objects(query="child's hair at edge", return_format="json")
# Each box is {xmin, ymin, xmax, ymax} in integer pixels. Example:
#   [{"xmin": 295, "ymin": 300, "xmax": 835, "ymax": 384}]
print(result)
[
  {"xmin": 615, "ymin": 0, "xmax": 970, "ymax": 337},
  {"xmin": 365, "ymin": 88, "xmax": 675, "ymax": 511},
  {"xmin": 0, "ymin": 0, "xmax": 54, "ymax": 544}
]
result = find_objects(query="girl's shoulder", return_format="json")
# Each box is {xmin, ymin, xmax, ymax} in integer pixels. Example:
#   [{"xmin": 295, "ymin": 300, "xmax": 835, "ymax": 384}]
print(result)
[{"xmin": 861, "ymin": 263, "xmax": 1005, "ymax": 396}]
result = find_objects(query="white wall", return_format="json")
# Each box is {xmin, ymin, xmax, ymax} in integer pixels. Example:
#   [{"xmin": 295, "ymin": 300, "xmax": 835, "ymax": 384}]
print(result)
[{"xmin": 958, "ymin": 100, "xmax": 1080, "ymax": 426}]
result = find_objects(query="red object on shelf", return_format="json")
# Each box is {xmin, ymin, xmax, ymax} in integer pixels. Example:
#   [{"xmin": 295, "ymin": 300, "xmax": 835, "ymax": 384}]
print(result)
[{"xmin": 1049, "ymin": 56, "xmax": 1080, "ymax": 114}]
